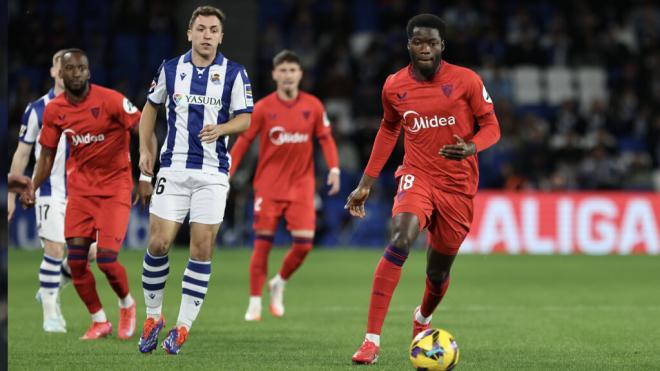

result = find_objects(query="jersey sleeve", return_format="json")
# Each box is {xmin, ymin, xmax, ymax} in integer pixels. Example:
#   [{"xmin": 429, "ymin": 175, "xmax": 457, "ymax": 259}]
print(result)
[
  {"xmin": 467, "ymin": 72, "xmax": 494, "ymax": 117},
  {"xmin": 313, "ymin": 102, "xmax": 333, "ymax": 139},
  {"xmin": 147, "ymin": 60, "xmax": 167, "ymax": 105},
  {"xmin": 38, "ymin": 105, "xmax": 63, "ymax": 150},
  {"xmin": 109, "ymin": 90, "xmax": 142, "ymax": 129},
  {"xmin": 314, "ymin": 101, "xmax": 339, "ymax": 169},
  {"xmin": 229, "ymin": 67, "xmax": 254, "ymax": 115},
  {"xmin": 381, "ymin": 75, "xmax": 401, "ymax": 123},
  {"xmin": 18, "ymin": 103, "xmax": 39, "ymax": 144}
]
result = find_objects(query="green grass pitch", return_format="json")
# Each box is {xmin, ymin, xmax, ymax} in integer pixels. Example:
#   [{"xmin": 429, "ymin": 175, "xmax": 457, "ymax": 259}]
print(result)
[{"xmin": 8, "ymin": 248, "xmax": 660, "ymax": 370}]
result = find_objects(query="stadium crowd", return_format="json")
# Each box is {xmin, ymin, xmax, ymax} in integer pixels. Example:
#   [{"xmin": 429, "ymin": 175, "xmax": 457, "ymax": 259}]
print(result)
[{"xmin": 7, "ymin": 0, "xmax": 660, "ymax": 245}]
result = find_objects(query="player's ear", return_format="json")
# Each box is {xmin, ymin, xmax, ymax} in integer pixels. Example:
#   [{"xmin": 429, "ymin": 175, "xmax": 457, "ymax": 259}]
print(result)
[
  {"xmin": 187, "ymin": 29, "xmax": 192, "ymax": 42},
  {"xmin": 441, "ymin": 40, "xmax": 445, "ymax": 51}
]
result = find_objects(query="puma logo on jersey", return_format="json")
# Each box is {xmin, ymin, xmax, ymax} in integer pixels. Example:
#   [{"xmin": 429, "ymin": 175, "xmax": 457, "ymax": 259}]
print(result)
[
  {"xmin": 268, "ymin": 126, "xmax": 309, "ymax": 145},
  {"xmin": 402, "ymin": 110, "xmax": 456, "ymax": 133}
]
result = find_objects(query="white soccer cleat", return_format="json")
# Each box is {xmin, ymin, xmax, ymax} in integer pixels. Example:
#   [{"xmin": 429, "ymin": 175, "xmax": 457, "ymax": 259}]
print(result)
[
  {"xmin": 43, "ymin": 315, "xmax": 66, "ymax": 333},
  {"xmin": 268, "ymin": 277, "xmax": 285, "ymax": 317},
  {"xmin": 244, "ymin": 299, "xmax": 262, "ymax": 321}
]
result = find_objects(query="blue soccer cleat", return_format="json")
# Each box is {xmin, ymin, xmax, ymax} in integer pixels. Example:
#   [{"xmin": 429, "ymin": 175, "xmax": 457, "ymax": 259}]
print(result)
[
  {"xmin": 162, "ymin": 326, "xmax": 188, "ymax": 355},
  {"xmin": 138, "ymin": 315, "xmax": 165, "ymax": 353}
]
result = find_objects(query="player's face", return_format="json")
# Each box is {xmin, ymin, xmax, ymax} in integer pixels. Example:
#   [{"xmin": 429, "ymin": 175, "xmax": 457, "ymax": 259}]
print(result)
[
  {"xmin": 60, "ymin": 52, "xmax": 90, "ymax": 96},
  {"xmin": 188, "ymin": 15, "xmax": 224, "ymax": 59},
  {"xmin": 408, "ymin": 27, "xmax": 443, "ymax": 78},
  {"xmin": 272, "ymin": 62, "xmax": 302, "ymax": 92}
]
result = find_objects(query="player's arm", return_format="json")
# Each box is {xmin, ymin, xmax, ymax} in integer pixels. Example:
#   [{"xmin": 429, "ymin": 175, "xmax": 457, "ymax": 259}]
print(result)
[
  {"xmin": 229, "ymin": 106, "xmax": 262, "ymax": 177},
  {"xmin": 199, "ymin": 112, "xmax": 251, "ymax": 144},
  {"xmin": 21, "ymin": 146, "xmax": 56, "ymax": 208},
  {"xmin": 8, "ymin": 142, "xmax": 34, "ymax": 221},
  {"xmin": 134, "ymin": 100, "xmax": 159, "ymax": 209},
  {"xmin": 315, "ymin": 109, "xmax": 341, "ymax": 195}
]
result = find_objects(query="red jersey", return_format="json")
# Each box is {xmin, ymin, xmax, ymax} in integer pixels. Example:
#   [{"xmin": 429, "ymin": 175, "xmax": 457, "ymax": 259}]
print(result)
[
  {"xmin": 230, "ymin": 91, "xmax": 339, "ymax": 201},
  {"xmin": 40, "ymin": 84, "xmax": 141, "ymax": 197},
  {"xmin": 365, "ymin": 62, "xmax": 500, "ymax": 197}
]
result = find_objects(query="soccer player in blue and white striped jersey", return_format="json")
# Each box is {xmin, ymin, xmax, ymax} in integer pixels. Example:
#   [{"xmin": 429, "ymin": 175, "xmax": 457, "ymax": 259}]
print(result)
[{"xmin": 135, "ymin": 5, "xmax": 252, "ymax": 355}]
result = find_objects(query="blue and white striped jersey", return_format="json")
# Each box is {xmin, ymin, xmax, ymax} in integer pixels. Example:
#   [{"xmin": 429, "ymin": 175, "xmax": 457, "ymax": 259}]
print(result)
[
  {"xmin": 148, "ymin": 50, "xmax": 254, "ymax": 174},
  {"xmin": 18, "ymin": 88, "xmax": 68, "ymax": 200}
]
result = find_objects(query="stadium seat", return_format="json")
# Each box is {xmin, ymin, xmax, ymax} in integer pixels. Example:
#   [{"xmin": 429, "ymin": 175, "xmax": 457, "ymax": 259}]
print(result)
[
  {"xmin": 545, "ymin": 67, "xmax": 575, "ymax": 105},
  {"xmin": 576, "ymin": 67, "xmax": 608, "ymax": 111},
  {"xmin": 512, "ymin": 66, "xmax": 543, "ymax": 105}
]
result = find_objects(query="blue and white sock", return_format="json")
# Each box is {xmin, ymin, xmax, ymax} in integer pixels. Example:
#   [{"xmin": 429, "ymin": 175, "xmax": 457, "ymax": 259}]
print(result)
[
  {"xmin": 177, "ymin": 259, "xmax": 211, "ymax": 330},
  {"xmin": 39, "ymin": 254, "xmax": 62, "ymax": 317},
  {"xmin": 142, "ymin": 251, "xmax": 169, "ymax": 319}
]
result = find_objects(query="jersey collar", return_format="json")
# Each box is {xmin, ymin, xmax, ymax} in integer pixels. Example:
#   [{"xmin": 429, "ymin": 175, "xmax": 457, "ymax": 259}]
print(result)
[
  {"xmin": 408, "ymin": 60, "xmax": 445, "ymax": 83},
  {"xmin": 183, "ymin": 50, "xmax": 225, "ymax": 66},
  {"xmin": 47, "ymin": 88, "xmax": 56, "ymax": 100}
]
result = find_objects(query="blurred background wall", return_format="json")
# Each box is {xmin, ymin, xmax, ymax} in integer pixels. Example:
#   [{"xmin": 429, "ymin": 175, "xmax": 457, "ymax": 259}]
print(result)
[{"xmin": 7, "ymin": 0, "xmax": 660, "ymax": 251}]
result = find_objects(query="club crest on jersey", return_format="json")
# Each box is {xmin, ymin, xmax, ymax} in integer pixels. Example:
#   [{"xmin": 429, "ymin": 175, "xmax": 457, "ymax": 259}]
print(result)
[
  {"xmin": 268, "ymin": 126, "xmax": 309, "ymax": 146},
  {"xmin": 402, "ymin": 110, "xmax": 456, "ymax": 133},
  {"xmin": 90, "ymin": 107, "xmax": 100, "ymax": 118},
  {"xmin": 441, "ymin": 84, "xmax": 453, "ymax": 97},
  {"xmin": 396, "ymin": 92, "xmax": 407, "ymax": 100},
  {"xmin": 302, "ymin": 110, "xmax": 311, "ymax": 120},
  {"xmin": 267, "ymin": 112, "xmax": 277, "ymax": 120},
  {"xmin": 210, "ymin": 73, "xmax": 221, "ymax": 85}
]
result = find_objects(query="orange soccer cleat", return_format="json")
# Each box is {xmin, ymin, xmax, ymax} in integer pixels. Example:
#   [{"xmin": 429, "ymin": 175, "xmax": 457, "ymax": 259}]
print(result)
[
  {"xmin": 118, "ymin": 302, "xmax": 136, "ymax": 340},
  {"xmin": 351, "ymin": 340, "xmax": 380, "ymax": 365},
  {"xmin": 412, "ymin": 306, "xmax": 431, "ymax": 339},
  {"xmin": 80, "ymin": 321, "xmax": 112, "ymax": 340}
]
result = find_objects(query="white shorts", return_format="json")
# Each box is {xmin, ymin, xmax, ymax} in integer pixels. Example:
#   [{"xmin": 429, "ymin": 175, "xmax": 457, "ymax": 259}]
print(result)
[
  {"xmin": 149, "ymin": 169, "xmax": 230, "ymax": 225},
  {"xmin": 35, "ymin": 197, "xmax": 66, "ymax": 244}
]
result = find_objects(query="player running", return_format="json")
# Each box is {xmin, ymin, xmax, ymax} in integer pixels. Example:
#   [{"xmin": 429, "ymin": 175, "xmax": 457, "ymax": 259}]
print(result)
[
  {"xmin": 135, "ymin": 6, "xmax": 252, "ymax": 355},
  {"xmin": 230, "ymin": 50, "xmax": 340, "ymax": 322},
  {"xmin": 9, "ymin": 49, "xmax": 90, "ymax": 333},
  {"xmin": 346, "ymin": 14, "xmax": 501, "ymax": 364},
  {"xmin": 22, "ymin": 48, "xmax": 141, "ymax": 341}
]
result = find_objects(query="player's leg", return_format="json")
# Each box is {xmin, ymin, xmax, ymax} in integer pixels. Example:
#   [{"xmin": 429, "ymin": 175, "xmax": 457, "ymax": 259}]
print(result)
[
  {"xmin": 413, "ymin": 191, "xmax": 473, "ymax": 338},
  {"xmin": 245, "ymin": 196, "xmax": 281, "ymax": 321},
  {"xmin": 163, "ymin": 172, "xmax": 228, "ymax": 355},
  {"xmin": 94, "ymin": 193, "xmax": 135, "ymax": 340}
]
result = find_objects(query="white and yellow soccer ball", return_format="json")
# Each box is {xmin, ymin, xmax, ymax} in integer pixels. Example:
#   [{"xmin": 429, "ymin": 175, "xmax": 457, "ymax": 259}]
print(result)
[{"xmin": 409, "ymin": 328, "xmax": 460, "ymax": 370}]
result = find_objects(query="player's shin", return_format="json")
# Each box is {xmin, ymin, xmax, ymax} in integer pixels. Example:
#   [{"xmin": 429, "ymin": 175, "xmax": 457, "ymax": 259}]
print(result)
[
  {"xmin": 96, "ymin": 250, "xmax": 130, "ymax": 300},
  {"xmin": 279, "ymin": 237, "xmax": 313, "ymax": 280},
  {"xmin": 250, "ymin": 234, "xmax": 273, "ymax": 296},
  {"xmin": 366, "ymin": 245, "xmax": 409, "ymax": 336},
  {"xmin": 420, "ymin": 275, "xmax": 451, "ymax": 319},
  {"xmin": 176, "ymin": 259, "xmax": 211, "ymax": 330},
  {"xmin": 67, "ymin": 244, "xmax": 104, "ymax": 316},
  {"xmin": 142, "ymin": 251, "xmax": 169, "ymax": 319},
  {"xmin": 38, "ymin": 254, "xmax": 62, "ymax": 319}
]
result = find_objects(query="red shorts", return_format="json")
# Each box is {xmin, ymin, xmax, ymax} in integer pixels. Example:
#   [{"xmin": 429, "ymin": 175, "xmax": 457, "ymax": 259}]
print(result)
[
  {"xmin": 392, "ymin": 173, "xmax": 473, "ymax": 255},
  {"xmin": 65, "ymin": 193, "xmax": 131, "ymax": 251},
  {"xmin": 252, "ymin": 194, "xmax": 315, "ymax": 231}
]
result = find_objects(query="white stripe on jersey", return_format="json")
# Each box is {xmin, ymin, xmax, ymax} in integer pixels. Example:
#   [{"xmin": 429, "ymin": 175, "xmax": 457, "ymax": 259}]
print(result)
[{"xmin": 19, "ymin": 90, "xmax": 67, "ymax": 200}]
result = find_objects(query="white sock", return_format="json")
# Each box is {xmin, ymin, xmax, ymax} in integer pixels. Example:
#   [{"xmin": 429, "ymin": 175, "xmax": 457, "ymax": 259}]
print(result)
[
  {"xmin": 176, "ymin": 259, "xmax": 211, "ymax": 330},
  {"xmin": 365, "ymin": 333, "xmax": 380, "ymax": 346},
  {"xmin": 415, "ymin": 310, "xmax": 432, "ymax": 325},
  {"xmin": 142, "ymin": 251, "xmax": 169, "ymax": 319},
  {"xmin": 39, "ymin": 254, "xmax": 62, "ymax": 317},
  {"xmin": 91, "ymin": 309, "xmax": 107, "ymax": 323},
  {"xmin": 249, "ymin": 296, "xmax": 261, "ymax": 307},
  {"xmin": 271, "ymin": 273, "xmax": 286, "ymax": 285},
  {"xmin": 119, "ymin": 293, "xmax": 135, "ymax": 308}
]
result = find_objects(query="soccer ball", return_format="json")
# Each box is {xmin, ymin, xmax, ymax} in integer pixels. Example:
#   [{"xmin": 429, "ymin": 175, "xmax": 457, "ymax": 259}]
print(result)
[{"xmin": 409, "ymin": 328, "xmax": 460, "ymax": 370}]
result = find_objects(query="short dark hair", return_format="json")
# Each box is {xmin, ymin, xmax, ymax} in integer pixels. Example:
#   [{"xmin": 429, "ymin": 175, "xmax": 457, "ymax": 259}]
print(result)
[
  {"xmin": 406, "ymin": 14, "xmax": 446, "ymax": 39},
  {"xmin": 188, "ymin": 5, "xmax": 226, "ymax": 29},
  {"xmin": 272, "ymin": 50, "xmax": 301, "ymax": 68}
]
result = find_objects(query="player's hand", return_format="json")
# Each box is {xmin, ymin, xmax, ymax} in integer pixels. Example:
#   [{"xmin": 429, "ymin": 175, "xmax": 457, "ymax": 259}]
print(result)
[
  {"xmin": 345, "ymin": 186, "xmax": 370, "ymax": 218},
  {"xmin": 139, "ymin": 152, "xmax": 155, "ymax": 177},
  {"xmin": 133, "ymin": 180, "xmax": 154, "ymax": 210},
  {"xmin": 199, "ymin": 124, "xmax": 225, "ymax": 144},
  {"xmin": 8, "ymin": 193, "xmax": 16, "ymax": 222},
  {"xmin": 439, "ymin": 134, "xmax": 476, "ymax": 160},
  {"xmin": 327, "ymin": 171, "xmax": 340, "ymax": 196},
  {"xmin": 19, "ymin": 187, "xmax": 36, "ymax": 209}
]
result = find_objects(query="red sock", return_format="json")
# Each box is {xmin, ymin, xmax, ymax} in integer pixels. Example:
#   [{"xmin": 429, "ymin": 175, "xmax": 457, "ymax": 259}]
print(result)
[
  {"xmin": 96, "ymin": 250, "xmax": 129, "ymax": 299},
  {"xmin": 279, "ymin": 237, "xmax": 313, "ymax": 280},
  {"xmin": 67, "ymin": 244, "xmax": 102, "ymax": 314},
  {"xmin": 420, "ymin": 276, "xmax": 451, "ymax": 318},
  {"xmin": 366, "ymin": 245, "xmax": 408, "ymax": 335},
  {"xmin": 250, "ymin": 234, "xmax": 274, "ymax": 296}
]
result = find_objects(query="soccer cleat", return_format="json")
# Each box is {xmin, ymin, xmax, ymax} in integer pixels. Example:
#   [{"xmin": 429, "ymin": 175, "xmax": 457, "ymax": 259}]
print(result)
[
  {"xmin": 43, "ymin": 316, "xmax": 66, "ymax": 333},
  {"xmin": 352, "ymin": 340, "xmax": 379, "ymax": 365},
  {"xmin": 268, "ymin": 277, "xmax": 285, "ymax": 317},
  {"xmin": 244, "ymin": 301, "xmax": 262, "ymax": 321},
  {"xmin": 162, "ymin": 326, "xmax": 188, "ymax": 355},
  {"xmin": 80, "ymin": 321, "xmax": 112, "ymax": 340},
  {"xmin": 138, "ymin": 316, "xmax": 166, "ymax": 353},
  {"xmin": 118, "ymin": 302, "xmax": 136, "ymax": 340},
  {"xmin": 413, "ymin": 305, "xmax": 432, "ymax": 339}
]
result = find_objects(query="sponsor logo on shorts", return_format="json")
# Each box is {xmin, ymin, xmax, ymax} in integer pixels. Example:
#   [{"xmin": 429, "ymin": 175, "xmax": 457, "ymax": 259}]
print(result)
[
  {"xmin": 63, "ymin": 129, "xmax": 106, "ymax": 146},
  {"xmin": 402, "ymin": 110, "xmax": 456, "ymax": 133},
  {"xmin": 268, "ymin": 126, "xmax": 309, "ymax": 145}
]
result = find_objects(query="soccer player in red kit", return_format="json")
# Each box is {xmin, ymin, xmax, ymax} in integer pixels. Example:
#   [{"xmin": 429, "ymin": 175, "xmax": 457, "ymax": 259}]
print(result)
[
  {"xmin": 22, "ymin": 49, "xmax": 142, "ymax": 340},
  {"xmin": 346, "ymin": 15, "xmax": 500, "ymax": 364},
  {"xmin": 230, "ymin": 50, "xmax": 340, "ymax": 321}
]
